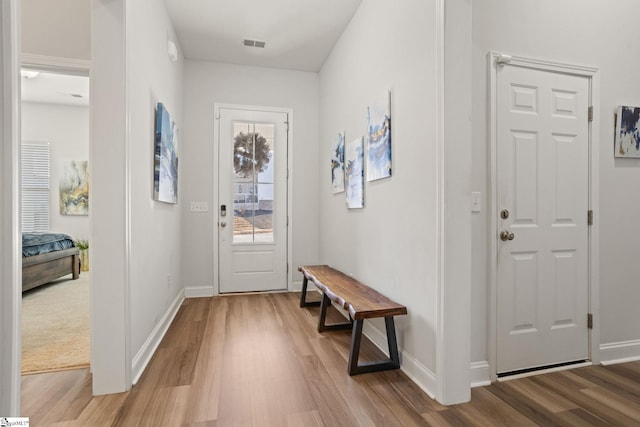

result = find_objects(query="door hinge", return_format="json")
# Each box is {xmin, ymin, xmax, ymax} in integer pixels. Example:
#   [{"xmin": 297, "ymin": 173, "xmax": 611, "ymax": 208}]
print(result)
[
  {"xmin": 287, "ymin": 216, "xmax": 289, "ymax": 226},
  {"xmin": 587, "ymin": 313, "xmax": 593, "ymax": 329},
  {"xmin": 588, "ymin": 106, "xmax": 593, "ymax": 122},
  {"xmin": 287, "ymin": 263, "xmax": 289, "ymax": 273},
  {"xmin": 588, "ymin": 209, "xmax": 594, "ymax": 226}
]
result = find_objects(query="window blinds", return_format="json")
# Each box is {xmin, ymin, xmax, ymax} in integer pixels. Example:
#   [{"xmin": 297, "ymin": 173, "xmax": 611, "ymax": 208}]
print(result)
[{"xmin": 21, "ymin": 141, "xmax": 50, "ymax": 232}]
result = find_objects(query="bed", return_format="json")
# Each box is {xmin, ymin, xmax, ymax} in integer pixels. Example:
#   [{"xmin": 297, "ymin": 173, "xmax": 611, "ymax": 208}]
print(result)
[{"xmin": 22, "ymin": 232, "xmax": 80, "ymax": 292}]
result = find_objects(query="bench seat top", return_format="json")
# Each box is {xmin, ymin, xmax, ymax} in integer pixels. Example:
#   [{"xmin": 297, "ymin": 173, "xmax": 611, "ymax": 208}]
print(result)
[{"xmin": 298, "ymin": 265, "xmax": 407, "ymax": 320}]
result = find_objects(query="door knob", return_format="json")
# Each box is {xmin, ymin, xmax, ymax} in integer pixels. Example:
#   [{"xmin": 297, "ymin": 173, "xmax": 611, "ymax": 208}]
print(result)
[
  {"xmin": 220, "ymin": 221, "xmax": 227, "ymax": 228},
  {"xmin": 500, "ymin": 231, "xmax": 515, "ymax": 241}
]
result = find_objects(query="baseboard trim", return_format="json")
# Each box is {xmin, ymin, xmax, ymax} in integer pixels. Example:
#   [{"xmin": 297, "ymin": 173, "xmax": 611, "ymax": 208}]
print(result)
[
  {"xmin": 600, "ymin": 339, "xmax": 640, "ymax": 365},
  {"xmin": 291, "ymin": 290, "xmax": 437, "ymax": 399},
  {"xmin": 289, "ymin": 280, "xmax": 303, "ymax": 292},
  {"xmin": 185, "ymin": 286, "xmax": 215, "ymax": 298},
  {"xmin": 470, "ymin": 361, "xmax": 491, "ymax": 387},
  {"xmin": 362, "ymin": 318, "xmax": 437, "ymax": 399},
  {"xmin": 398, "ymin": 349, "xmax": 438, "ymax": 400},
  {"xmin": 131, "ymin": 290, "xmax": 185, "ymax": 384}
]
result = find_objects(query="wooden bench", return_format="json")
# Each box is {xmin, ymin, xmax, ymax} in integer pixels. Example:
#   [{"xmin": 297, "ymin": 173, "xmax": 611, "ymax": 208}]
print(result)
[{"xmin": 298, "ymin": 265, "xmax": 407, "ymax": 375}]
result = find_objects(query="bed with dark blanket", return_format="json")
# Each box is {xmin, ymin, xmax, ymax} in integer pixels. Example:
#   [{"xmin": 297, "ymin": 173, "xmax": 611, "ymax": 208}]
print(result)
[{"xmin": 22, "ymin": 232, "xmax": 80, "ymax": 292}]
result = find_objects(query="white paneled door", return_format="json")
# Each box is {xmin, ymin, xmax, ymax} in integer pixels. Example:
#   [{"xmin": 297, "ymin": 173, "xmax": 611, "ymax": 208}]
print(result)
[
  {"xmin": 218, "ymin": 108, "xmax": 288, "ymax": 293},
  {"xmin": 496, "ymin": 64, "xmax": 590, "ymax": 374}
]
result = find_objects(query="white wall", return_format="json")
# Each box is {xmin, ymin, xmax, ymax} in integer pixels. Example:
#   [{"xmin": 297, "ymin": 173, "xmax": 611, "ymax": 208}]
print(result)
[
  {"xmin": 181, "ymin": 61, "xmax": 319, "ymax": 294},
  {"xmin": 91, "ymin": 0, "xmax": 184, "ymax": 394},
  {"xmin": 21, "ymin": 0, "xmax": 90, "ymax": 60},
  {"xmin": 319, "ymin": 0, "xmax": 440, "ymax": 395},
  {"xmin": 127, "ymin": 0, "xmax": 184, "ymax": 373},
  {"xmin": 21, "ymin": 102, "xmax": 90, "ymax": 240},
  {"xmin": 472, "ymin": 0, "xmax": 640, "ymax": 366}
]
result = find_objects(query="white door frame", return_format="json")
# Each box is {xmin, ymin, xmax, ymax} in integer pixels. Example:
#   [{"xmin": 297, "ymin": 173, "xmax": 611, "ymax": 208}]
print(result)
[
  {"xmin": 488, "ymin": 52, "xmax": 601, "ymax": 381},
  {"xmin": 1, "ymin": 2, "xmax": 95, "ymax": 411},
  {"xmin": 21, "ymin": 53, "xmax": 90, "ymax": 76},
  {"xmin": 1, "ymin": 0, "xmax": 22, "ymax": 415},
  {"xmin": 213, "ymin": 103, "xmax": 293, "ymax": 295}
]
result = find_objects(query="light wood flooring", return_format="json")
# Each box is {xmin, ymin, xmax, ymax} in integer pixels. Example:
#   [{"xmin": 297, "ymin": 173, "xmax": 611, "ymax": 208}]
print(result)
[{"xmin": 22, "ymin": 292, "xmax": 640, "ymax": 426}]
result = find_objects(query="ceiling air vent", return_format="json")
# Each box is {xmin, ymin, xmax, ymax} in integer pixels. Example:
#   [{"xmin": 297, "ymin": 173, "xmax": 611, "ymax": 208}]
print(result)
[{"xmin": 243, "ymin": 38, "xmax": 266, "ymax": 48}]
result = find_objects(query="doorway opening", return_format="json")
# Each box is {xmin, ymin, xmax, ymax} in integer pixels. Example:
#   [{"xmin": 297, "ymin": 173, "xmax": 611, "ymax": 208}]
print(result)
[{"xmin": 20, "ymin": 68, "xmax": 91, "ymax": 376}]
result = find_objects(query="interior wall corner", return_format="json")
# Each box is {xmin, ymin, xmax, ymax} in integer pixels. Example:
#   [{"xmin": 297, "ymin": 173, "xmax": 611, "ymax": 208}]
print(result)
[{"xmin": 435, "ymin": 0, "xmax": 473, "ymax": 406}]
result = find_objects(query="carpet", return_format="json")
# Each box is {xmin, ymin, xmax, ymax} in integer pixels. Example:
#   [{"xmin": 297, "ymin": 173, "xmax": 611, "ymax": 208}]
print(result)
[{"xmin": 21, "ymin": 272, "xmax": 90, "ymax": 374}]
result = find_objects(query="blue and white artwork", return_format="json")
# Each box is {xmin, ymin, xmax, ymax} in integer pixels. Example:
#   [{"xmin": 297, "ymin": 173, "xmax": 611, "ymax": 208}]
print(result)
[
  {"xmin": 154, "ymin": 102, "xmax": 179, "ymax": 203},
  {"xmin": 615, "ymin": 105, "xmax": 640, "ymax": 158},
  {"xmin": 366, "ymin": 92, "xmax": 392, "ymax": 181},
  {"xmin": 331, "ymin": 132, "xmax": 345, "ymax": 194},
  {"xmin": 345, "ymin": 136, "xmax": 364, "ymax": 209}
]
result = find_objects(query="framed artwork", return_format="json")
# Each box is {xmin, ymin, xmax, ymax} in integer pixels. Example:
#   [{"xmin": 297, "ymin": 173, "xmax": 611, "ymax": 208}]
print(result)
[
  {"xmin": 345, "ymin": 136, "xmax": 364, "ymax": 209},
  {"xmin": 615, "ymin": 105, "xmax": 640, "ymax": 158},
  {"xmin": 154, "ymin": 102, "xmax": 179, "ymax": 203},
  {"xmin": 331, "ymin": 132, "xmax": 345, "ymax": 193},
  {"xmin": 60, "ymin": 160, "xmax": 88, "ymax": 215},
  {"xmin": 367, "ymin": 91, "xmax": 392, "ymax": 181}
]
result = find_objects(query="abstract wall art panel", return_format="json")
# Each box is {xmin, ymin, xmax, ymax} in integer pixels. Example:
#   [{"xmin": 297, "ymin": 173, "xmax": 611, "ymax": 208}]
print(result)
[
  {"xmin": 60, "ymin": 160, "xmax": 88, "ymax": 215},
  {"xmin": 345, "ymin": 136, "xmax": 364, "ymax": 209},
  {"xmin": 331, "ymin": 132, "xmax": 345, "ymax": 194},
  {"xmin": 615, "ymin": 105, "xmax": 640, "ymax": 158},
  {"xmin": 154, "ymin": 102, "xmax": 179, "ymax": 203},
  {"xmin": 367, "ymin": 91, "xmax": 392, "ymax": 181}
]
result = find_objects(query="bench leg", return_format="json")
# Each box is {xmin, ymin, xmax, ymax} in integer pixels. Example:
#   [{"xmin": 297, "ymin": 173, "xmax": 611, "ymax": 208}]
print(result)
[
  {"xmin": 318, "ymin": 293, "xmax": 353, "ymax": 332},
  {"xmin": 300, "ymin": 276, "xmax": 321, "ymax": 308},
  {"xmin": 348, "ymin": 316, "xmax": 401, "ymax": 376},
  {"xmin": 72, "ymin": 253, "xmax": 80, "ymax": 280}
]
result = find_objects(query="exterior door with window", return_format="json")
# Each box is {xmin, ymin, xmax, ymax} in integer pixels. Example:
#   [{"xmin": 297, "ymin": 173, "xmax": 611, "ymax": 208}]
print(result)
[
  {"xmin": 496, "ymin": 63, "xmax": 590, "ymax": 374},
  {"xmin": 218, "ymin": 107, "xmax": 288, "ymax": 293}
]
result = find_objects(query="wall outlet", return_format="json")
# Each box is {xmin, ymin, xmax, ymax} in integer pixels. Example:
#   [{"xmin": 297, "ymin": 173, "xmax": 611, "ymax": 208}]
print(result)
[
  {"xmin": 471, "ymin": 192, "xmax": 481, "ymax": 212},
  {"xmin": 190, "ymin": 201, "xmax": 208, "ymax": 212}
]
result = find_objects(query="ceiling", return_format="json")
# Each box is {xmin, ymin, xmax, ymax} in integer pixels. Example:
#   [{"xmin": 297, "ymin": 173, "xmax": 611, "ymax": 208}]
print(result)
[
  {"xmin": 20, "ymin": 1, "xmax": 363, "ymax": 105},
  {"xmin": 163, "ymin": 0, "xmax": 364, "ymax": 72},
  {"xmin": 21, "ymin": 70, "xmax": 90, "ymax": 107}
]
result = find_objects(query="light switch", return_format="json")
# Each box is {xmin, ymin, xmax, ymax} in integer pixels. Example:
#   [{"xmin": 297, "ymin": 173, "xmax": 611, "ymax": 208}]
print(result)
[
  {"xmin": 190, "ymin": 202, "xmax": 209, "ymax": 212},
  {"xmin": 471, "ymin": 192, "xmax": 481, "ymax": 212}
]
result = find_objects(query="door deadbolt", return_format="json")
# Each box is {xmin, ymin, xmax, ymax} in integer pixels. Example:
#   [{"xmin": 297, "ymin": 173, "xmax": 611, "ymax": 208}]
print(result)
[
  {"xmin": 500, "ymin": 231, "xmax": 515, "ymax": 241},
  {"xmin": 500, "ymin": 209, "xmax": 509, "ymax": 219}
]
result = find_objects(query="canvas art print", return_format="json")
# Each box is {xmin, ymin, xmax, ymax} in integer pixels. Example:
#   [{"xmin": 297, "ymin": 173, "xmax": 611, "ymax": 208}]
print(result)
[
  {"xmin": 154, "ymin": 102, "xmax": 179, "ymax": 203},
  {"xmin": 331, "ymin": 132, "xmax": 345, "ymax": 193},
  {"xmin": 367, "ymin": 92, "xmax": 392, "ymax": 181},
  {"xmin": 60, "ymin": 160, "xmax": 89, "ymax": 215},
  {"xmin": 345, "ymin": 136, "xmax": 364, "ymax": 209},
  {"xmin": 615, "ymin": 105, "xmax": 640, "ymax": 158}
]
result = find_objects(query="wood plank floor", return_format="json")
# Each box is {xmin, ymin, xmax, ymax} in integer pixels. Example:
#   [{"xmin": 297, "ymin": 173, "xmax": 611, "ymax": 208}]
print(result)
[{"xmin": 22, "ymin": 292, "xmax": 640, "ymax": 426}]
